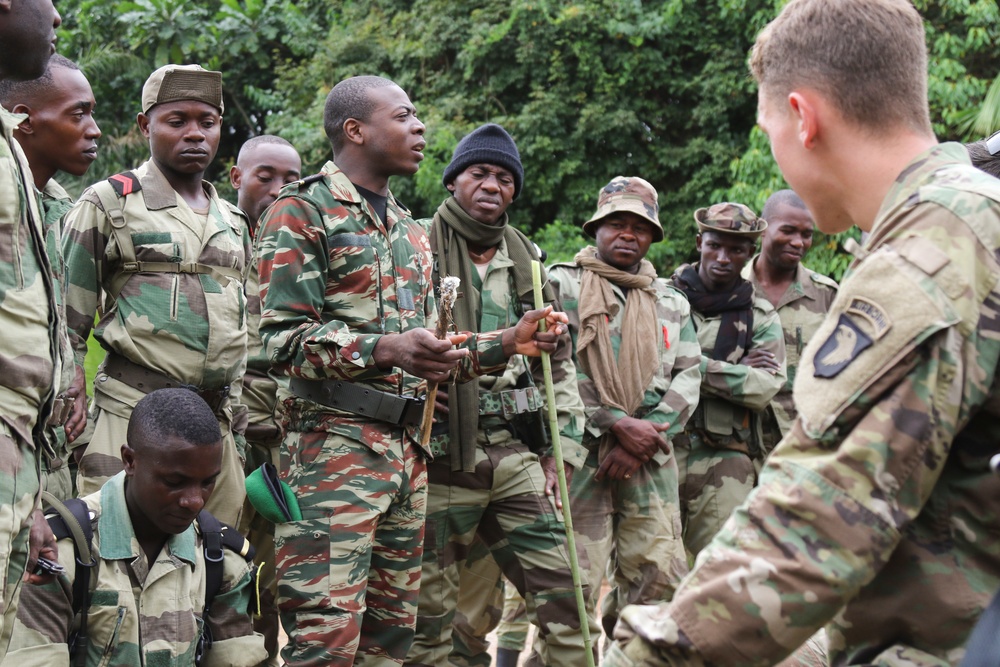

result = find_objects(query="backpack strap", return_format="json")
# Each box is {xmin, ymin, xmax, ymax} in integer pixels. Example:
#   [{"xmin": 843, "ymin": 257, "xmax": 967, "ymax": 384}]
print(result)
[
  {"xmin": 42, "ymin": 492, "xmax": 97, "ymax": 667},
  {"xmin": 194, "ymin": 510, "xmax": 256, "ymax": 667}
]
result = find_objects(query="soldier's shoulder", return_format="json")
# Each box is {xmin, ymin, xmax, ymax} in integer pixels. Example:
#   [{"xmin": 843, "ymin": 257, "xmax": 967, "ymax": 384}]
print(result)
[
  {"xmin": 655, "ymin": 279, "xmax": 689, "ymax": 303},
  {"xmin": 221, "ymin": 199, "xmax": 248, "ymax": 222},
  {"xmin": 805, "ymin": 268, "xmax": 839, "ymax": 292},
  {"xmin": 752, "ymin": 293, "xmax": 777, "ymax": 317},
  {"xmin": 275, "ymin": 173, "xmax": 329, "ymax": 204}
]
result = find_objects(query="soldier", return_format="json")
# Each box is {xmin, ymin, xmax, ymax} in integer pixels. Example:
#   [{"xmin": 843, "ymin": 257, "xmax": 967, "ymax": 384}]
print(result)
[
  {"xmin": 966, "ymin": 131, "xmax": 1000, "ymax": 179},
  {"xmin": 741, "ymin": 190, "xmax": 837, "ymax": 453},
  {"xmin": 0, "ymin": 0, "xmax": 64, "ymax": 653},
  {"xmin": 5, "ymin": 388, "xmax": 268, "ymax": 666},
  {"xmin": 255, "ymin": 75, "xmax": 568, "ymax": 666},
  {"xmin": 230, "ymin": 134, "xmax": 302, "ymax": 667},
  {"xmin": 0, "ymin": 54, "xmax": 101, "ymax": 501},
  {"xmin": 547, "ymin": 176, "xmax": 700, "ymax": 641},
  {"xmin": 669, "ymin": 203, "xmax": 785, "ymax": 557},
  {"xmin": 405, "ymin": 123, "xmax": 598, "ymax": 667},
  {"xmin": 606, "ymin": 0, "xmax": 1000, "ymax": 665},
  {"xmin": 62, "ymin": 64, "xmax": 250, "ymax": 526}
]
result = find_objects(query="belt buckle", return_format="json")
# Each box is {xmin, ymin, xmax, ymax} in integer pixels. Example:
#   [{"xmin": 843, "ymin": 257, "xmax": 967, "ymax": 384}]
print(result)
[{"xmin": 401, "ymin": 396, "xmax": 426, "ymax": 427}]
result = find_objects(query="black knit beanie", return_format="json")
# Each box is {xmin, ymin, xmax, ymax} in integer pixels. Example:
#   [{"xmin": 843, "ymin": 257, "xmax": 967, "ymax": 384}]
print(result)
[{"xmin": 442, "ymin": 123, "xmax": 524, "ymax": 199}]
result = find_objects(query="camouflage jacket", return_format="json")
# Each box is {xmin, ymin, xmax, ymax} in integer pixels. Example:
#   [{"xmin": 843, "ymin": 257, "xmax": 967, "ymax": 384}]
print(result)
[
  {"xmin": 742, "ymin": 257, "xmax": 837, "ymax": 437},
  {"xmin": 5, "ymin": 472, "xmax": 267, "ymax": 667},
  {"xmin": 62, "ymin": 160, "xmax": 251, "ymax": 399},
  {"xmin": 241, "ymin": 225, "xmax": 283, "ymax": 439},
  {"xmin": 256, "ymin": 162, "xmax": 510, "ymax": 456},
  {"xmin": 669, "ymin": 265, "xmax": 786, "ymax": 453},
  {"xmin": 0, "ymin": 105, "xmax": 61, "ymax": 444},
  {"xmin": 548, "ymin": 260, "xmax": 702, "ymax": 466},
  {"xmin": 420, "ymin": 222, "xmax": 587, "ymax": 468},
  {"xmin": 610, "ymin": 143, "xmax": 1000, "ymax": 666},
  {"xmin": 40, "ymin": 179, "xmax": 77, "ymax": 398}
]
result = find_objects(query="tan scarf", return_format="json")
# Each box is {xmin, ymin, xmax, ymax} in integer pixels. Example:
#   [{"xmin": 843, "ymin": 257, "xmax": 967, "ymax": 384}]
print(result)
[{"xmin": 574, "ymin": 246, "xmax": 660, "ymax": 460}]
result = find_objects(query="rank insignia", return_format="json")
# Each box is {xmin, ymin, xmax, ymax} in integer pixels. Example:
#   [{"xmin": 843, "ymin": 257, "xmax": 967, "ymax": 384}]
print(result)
[{"xmin": 813, "ymin": 313, "xmax": 873, "ymax": 378}]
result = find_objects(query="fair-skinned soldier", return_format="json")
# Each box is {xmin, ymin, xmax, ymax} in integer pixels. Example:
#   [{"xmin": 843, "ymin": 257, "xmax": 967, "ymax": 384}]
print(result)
[
  {"xmin": 669, "ymin": 203, "xmax": 786, "ymax": 558},
  {"xmin": 0, "ymin": 54, "xmax": 101, "ymax": 501},
  {"xmin": 741, "ymin": 190, "xmax": 837, "ymax": 454},
  {"xmin": 255, "ymin": 75, "xmax": 569, "ymax": 666},
  {"xmin": 606, "ymin": 1, "xmax": 1000, "ymax": 665},
  {"xmin": 230, "ymin": 134, "xmax": 302, "ymax": 667},
  {"xmin": 404, "ymin": 123, "xmax": 598, "ymax": 667},
  {"xmin": 62, "ymin": 64, "xmax": 251, "ymax": 527},
  {"xmin": 0, "ymin": 0, "xmax": 65, "ymax": 653}
]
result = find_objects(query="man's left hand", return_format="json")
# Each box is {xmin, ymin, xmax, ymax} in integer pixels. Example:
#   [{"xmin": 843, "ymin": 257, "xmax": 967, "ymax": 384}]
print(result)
[
  {"xmin": 25, "ymin": 508, "xmax": 59, "ymax": 585},
  {"xmin": 502, "ymin": 306, "xmax": 569, "ymax": 357},
  {"xmin": 540, "ymin": 455, "xmax": 572, "ymax": 509}
]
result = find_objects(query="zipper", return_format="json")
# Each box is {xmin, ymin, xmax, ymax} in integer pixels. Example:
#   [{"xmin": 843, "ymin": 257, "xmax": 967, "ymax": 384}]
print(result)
[{"xmin": 103, "ymin": 606, "xmax": 127, "ymax": 657}]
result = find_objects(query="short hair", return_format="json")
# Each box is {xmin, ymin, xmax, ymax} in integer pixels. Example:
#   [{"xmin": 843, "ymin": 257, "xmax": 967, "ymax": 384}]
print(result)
[
  {"xmin": 966, "ymin": 140, "xmax": 1000, "ymax": 180},
  {"xmin": 237, "ymin": 134, "xmax": 296, "ymax": 168},
  {"xmin": 750, "ymin": 0, "xmax": 932, "ymax": 136},
  {"xmin": 323, "ymin": 75, "xmax": 397, "ymax": 153},
  {"xmin": 127, "ymin": 388, "xmax": 221, "ymax": 452},
  {"xmin": 761, "ymin": 189, "xmax": 809, "ymax": 222},
  {"xmin": 0, "ymin": 54, "xmax": 80, "ymax": 108}
]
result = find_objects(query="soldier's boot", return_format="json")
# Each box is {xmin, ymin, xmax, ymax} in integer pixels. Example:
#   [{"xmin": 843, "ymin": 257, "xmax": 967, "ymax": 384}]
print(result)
[{"xmin": 496, "ymin": 647, "xmax": 520, "ymax": 667}]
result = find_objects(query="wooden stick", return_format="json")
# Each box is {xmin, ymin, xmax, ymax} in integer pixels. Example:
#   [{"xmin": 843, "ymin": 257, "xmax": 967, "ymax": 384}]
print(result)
[{"xmin": 420, "ymin": 276, "xmax": 461, "ymax": 447}]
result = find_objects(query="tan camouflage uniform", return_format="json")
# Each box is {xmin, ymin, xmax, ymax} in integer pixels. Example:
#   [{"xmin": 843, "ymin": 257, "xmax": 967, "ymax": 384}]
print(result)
[
  {"xmin": 4, "ymin": 471, "xmax": 267, "ymax": 667},
  {"xmin": 62, "ymin": 159, "xmax": 251, "ymax": 526},
  {"xmin": 0, "ymin": 105, "xmax": 62, "ymax": 652},
  {"xmin": 742, "ymin": 257, "xmax": 837, "ymax": 452},
  {"xmin": 607, "ymin": 143, "xmax": 1000, "ymax": 667}
]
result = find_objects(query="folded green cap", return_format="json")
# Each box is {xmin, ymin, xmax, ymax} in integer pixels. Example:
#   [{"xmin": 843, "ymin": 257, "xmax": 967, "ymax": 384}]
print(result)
[{"xmin": 245, "ymin": 462, "xmax": 301, "ymax": 523}]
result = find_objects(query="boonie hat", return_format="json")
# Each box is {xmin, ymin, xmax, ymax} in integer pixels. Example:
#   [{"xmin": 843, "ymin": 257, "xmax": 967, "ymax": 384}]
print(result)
[
  {"xmin": 694, "ymin": 202, "xmax": 767, "ymax": 239},
  {"xmin": 141, "ymin": 64, "xmax": 224, "ymax": 114},
  {"xmin": 583, "ymin": 176, "xmax": 663, "ymax": 242}
]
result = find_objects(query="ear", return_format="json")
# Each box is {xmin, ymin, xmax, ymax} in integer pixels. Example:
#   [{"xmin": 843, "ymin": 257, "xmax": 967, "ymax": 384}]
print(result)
[
  {"xmin": 230, "ymin": 164, "xmax": 242, "ymax": 190},
  {"xmin": 695, "ymin": 233, "xmax": 703, "ymax": 252},
  {"xmin": 121, "ymin": 443, "xmax": 137, "ymax": 475},
  {"xmin": 342, "ymin": 118, "xmax": 364, "ymax": 147},
  {"xmin": 788, "ymin": 91, "xmax": 819, "ymax": 150},
  {"xmin": 0, "ymin": 0, "xmax": 12, "ymax": 12},
  {"xmin": 11, "ymin": 104, "xmax": 32, "ymax": 133},
  {"xmin": 136, "ymin": 112, "xmax": 151, "ymax": 138},
  {"xmin": 446, "ymin": 182, "xmax": 455, "ymax": 193}
]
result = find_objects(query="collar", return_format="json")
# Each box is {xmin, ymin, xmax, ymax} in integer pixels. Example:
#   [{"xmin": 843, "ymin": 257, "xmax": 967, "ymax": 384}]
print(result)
[
  {"xmin": 41, "ymin": 178, "xmax": 71, "ymax": 203},
  {"xmin": 743, "ymin": 255, "xmax": 822, "ymax": 309},
  {"xmin": 98, "ymin": 471, "xmax": 198, "ymax": 564},
  {"xmin": 137, "ymin": 158, "xmax": 221, "ymax": 212},
  {"xmin": 0, "ymin": 105, "xmax": 27, "ymax": 141},
  {"xmin": 320, "ymin": 160, "xmax": 410, "ymax": 226}
]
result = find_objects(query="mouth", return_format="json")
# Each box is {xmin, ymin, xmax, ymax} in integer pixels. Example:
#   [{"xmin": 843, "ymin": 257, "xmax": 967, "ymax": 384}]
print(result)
[
  {"xmin": 477, "ymin": 198, "xmax": 501, "ymax": 210},
  {"xmin": 50, "ymin": 38, "xmax": 57, "ymax": 54},
  {"xmin": 82, "ymin": 147, "xmax": 98, "ymax": 160},
  {"xmin": 180, "ymin": 149, "xmax": 208, "ymax": 158},
  {"xmin": 614, "ymin": 245, "xmax": 638, "ymax": 255},
  {"xmin": 412, "ymin": 142, "xmax": 426, "ymax": 158}
]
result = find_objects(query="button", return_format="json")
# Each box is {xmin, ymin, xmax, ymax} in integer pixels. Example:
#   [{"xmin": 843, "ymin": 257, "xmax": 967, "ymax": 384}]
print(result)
[{"xmin": 351, "ymin": 351, "xmax": 360, "ymax": 360}]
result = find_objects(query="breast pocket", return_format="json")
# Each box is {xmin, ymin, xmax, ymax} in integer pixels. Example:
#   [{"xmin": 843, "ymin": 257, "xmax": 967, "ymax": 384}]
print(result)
[
  {"xmin": 84, "ymin": 590, "xmax": 128, "ymax": 667},
  {"xmin": 327, "ymin": 233, "xmax": 380, "ymax": 325}
]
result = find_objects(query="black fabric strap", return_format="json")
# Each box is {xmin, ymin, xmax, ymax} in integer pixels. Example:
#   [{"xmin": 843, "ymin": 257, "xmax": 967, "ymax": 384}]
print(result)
[{"xmin": 288, "ymin": 377, "xmax": 425, "ymax": 427}]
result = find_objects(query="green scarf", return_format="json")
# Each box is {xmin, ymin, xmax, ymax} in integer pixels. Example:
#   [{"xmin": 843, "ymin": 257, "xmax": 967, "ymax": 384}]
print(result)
[{"xmin": 430, "ymin": 196, "xmax": 554, "ymax": 471}]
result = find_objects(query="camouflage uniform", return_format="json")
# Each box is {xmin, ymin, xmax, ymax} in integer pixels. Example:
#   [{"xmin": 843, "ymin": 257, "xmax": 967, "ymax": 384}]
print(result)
[
  {"xmin": 256, "ymin": 162, "xmax": 512, "ymax": 667},
  {"xmin": 0, "ymin": 106, "xmax": 62, "ymax": 652},
  {"xmin": 549, "ymin": 261, "xmax": 700, "ymax": 639},
  {"xmin": 607, "ymin": 143, "xmax": 1000, "ymax": 666},
  {"xmin": 742, "ymin": 257, "xmax": 837, "ymax": 453},
  {"xmin": 406, "ymin": 235, "xmax": 597, "ymax": 667},
  {"xmin": 62, "ymin": 159, "xmax": 251, "ymax": 526},
  {"xmin": 4, "ymin": 471, "xmax": 267, "ymax": 667},
  {"xmin": 669, "ymin": 264, "xmax": 785, "ymax": 557}
]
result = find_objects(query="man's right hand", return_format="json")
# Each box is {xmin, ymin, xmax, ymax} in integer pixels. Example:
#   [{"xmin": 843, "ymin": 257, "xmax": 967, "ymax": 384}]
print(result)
[
  {"xmin": 740, "ymin": 348, "xmax": 781, "ymax": 374},
  {"xmin": 372, "ymin": 329, "xmax": 469, "ymax": 382},
  {"xmin": 595, "ymin": 446, "xmax": 644, "ymax": 481},
  {"xmin": 610, "ymin": 417, "xmax": 671, "ymax": 462}
]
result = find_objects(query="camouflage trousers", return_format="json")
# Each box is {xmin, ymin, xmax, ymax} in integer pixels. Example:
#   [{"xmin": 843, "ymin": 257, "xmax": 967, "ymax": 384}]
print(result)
[
  {"xmin": 571, "ymin": 446, "xmax": 689, "ymax": 640},
  {"xmin": 405, "ymin": 431, "xmax": 598, "ymax": 667},
  {"xmin": 674, "ymin": 433, "xmax": 757, "ymax": 557},
  {"xmin": 276, "ymin": 429, "xmax": 427, "ymax": 667},
  {"xmin": 0, "ymin": 424, "xmax": 39, "ymax": 656},
  {"xmin": 496, "ymin": 576, "xmax": 529, "ymax": 652},
  {"xmin": 40, "ymin": 425, "xmax": 73, "ymax": 502},
  {"xmin": 77, "ymin": 380, "xmax": 246, "ymax": 526},
  {"xmin": 449, "ymin": 536, "xmax": 505, "ymax": 667}
]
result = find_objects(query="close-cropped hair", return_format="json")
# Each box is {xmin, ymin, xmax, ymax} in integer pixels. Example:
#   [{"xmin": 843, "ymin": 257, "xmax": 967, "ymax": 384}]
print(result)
[
  {"xmin": 761, "ymin": 189, "xmax": 808, "ymax": 222},
  {"xmin": 323, "ymin": 75, "xmax": 397, "ymax": 154},
  {"xmin": 967, "ymin": 139, "xmax": 1000, "ymax": 180},
  {"xmin": 750, "ymin": 0, "xmax": 932, "ymax": 136},
  {"xmin": 127, "ymin": 388, "xmax": 221, "ymax": 450},
  {"xmin": 237, "ymin": 134, "xmax": 296, "ymax": 167},
  {"xmin": 0, "ymin": 54, "xmax": 80, "ymax": 108}
]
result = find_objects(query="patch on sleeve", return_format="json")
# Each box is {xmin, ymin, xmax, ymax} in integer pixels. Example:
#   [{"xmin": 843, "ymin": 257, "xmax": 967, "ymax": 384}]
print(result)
[
  {"xmin": 845, "ymin": 297, "xmax": 892, "ymax": 340},
  {"xmin": 813, "ymin": 313, "xmax": 873, "ymax": 378}
]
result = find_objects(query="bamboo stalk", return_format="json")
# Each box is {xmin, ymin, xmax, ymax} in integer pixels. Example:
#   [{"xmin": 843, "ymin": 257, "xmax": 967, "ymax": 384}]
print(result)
[
  {"xmin": 420, "ymin": 276, "xmax": 461, "ymax": 447},
  {"xmin": 532, "ymin": 260, "xmax": 595, "ymax": 667}
]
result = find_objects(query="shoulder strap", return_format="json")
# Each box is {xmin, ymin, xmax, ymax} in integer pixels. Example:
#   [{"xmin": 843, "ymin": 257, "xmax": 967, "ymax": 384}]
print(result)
[{"xmin": 42, "ymin": 492, "xmax": 97, "ymax": 667}]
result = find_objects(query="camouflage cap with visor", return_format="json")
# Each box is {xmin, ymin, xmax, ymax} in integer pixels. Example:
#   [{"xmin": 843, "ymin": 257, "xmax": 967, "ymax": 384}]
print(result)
[
  {"xmin": 141, "ymin": 64, "xmax": 224, "ymax": 114},
  {"xmin": 694, "ymin": 202, "xmax": 767, "ymax": 239},
  {"xmin": 583, "ymin": 176, "xmax": 664, "ymax": 242}
]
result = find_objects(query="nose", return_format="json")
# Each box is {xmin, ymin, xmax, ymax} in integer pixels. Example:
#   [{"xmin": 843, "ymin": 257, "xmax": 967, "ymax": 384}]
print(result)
[
  {"xmin": 178, "ymin": 486, "xmax": 206, "ymax": 514},
  {"xmin": 717, "ymin": 249, "xmax": 731, "ymax": 264},
  {"xmin": 184, "ymin": 122, "xmax": 205, "ymax": 141},
  {"xmin": 413, "ymin": 117, "xmax": 425, "ymax": 134},
  {"xmin": 87, "ymin": 118, "xmax": 102, "ymax": 140},
  {"xmin": 52, "ymin": 4, "xmax": 62, "ymax": 29},
  {"xmin": 481, "ymin": 174, "xmax": 500, "ymax": 192}
]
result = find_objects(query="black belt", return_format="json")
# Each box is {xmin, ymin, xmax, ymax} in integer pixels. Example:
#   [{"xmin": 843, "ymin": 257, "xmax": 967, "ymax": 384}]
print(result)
[
  {"xmin": 102, "ymin": 353, "xmax": 230, "ymax": 414},
  {"xmin": 288, "ymin": 378, "xmax": 425, "ymax": 427}
]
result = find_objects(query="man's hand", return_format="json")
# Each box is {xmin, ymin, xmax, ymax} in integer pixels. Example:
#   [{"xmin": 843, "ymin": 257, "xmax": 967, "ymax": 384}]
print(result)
[
  {"xmin": 64, "ymin": 365, "xmax": 88, "ymax": 443},
  {"xmin": 501, "ymin": 306, "xmax": 570, "ymax": 357},
  {"xmin": 373, "ymin": 329, "xmax": 470, "ymax": 382},
  {"xmin": 433, "ymin": 385, "xmax": 449, "ymax": 419},
  {"xmin": 540, "ymin": 455, "xmax": 573, "ymax": 509},
  {"xmin": 25, "ymin": 508, "xmax": 59, "ymax": 585},
  {"xmin": 610, "ymin": 417, "xmax": 671, "ymax": 463},
  {"xmin": 740, "ymin": 348, "xmax": 781, "ymax": 374},
  {"xmin": 595, "ymin": 447, "xmax": 643, "ymax": 482}
]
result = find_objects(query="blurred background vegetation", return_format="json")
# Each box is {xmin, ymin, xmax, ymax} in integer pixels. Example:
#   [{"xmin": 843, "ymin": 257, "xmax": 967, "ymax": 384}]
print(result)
[{"xmin": 55, "ymin": 0, "xmax": 1000, "ymax": 283}]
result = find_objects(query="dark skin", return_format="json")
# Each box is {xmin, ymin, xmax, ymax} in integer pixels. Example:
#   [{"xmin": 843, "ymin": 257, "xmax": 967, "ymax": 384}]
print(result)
[{"xmin": 754, "ymin": 201, "xmax": 816, "ymax": 307}]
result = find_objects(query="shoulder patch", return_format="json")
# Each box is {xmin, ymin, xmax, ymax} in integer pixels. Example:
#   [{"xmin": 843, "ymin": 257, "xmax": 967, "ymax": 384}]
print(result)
[
  {"xmin": 107, "ymin": 171, "xmax": 141, "ymax": 197},
  {"xmin": 809, "ymin": 271, "xmax": 839, "ymax": 290},
  {"xmin": 812, "ymin": 313, "xmax": 874, "ymax": 378}
]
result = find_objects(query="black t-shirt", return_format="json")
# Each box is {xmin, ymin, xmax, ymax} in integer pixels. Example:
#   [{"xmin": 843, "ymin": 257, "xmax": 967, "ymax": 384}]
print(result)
[{"xmin": 355, "ymin": 184, "xmax": 388, "ymax": 225}]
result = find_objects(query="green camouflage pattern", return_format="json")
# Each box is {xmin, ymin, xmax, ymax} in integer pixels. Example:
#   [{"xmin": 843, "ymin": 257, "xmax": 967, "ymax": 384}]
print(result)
[
  {"xmin": 669, "ymin": 266, "xmax": 786, "ymax": 556},
  {"xmin": 606, "ymin": 143, "xmax": 1000, "ymax": 667},
  {"xmin": 62, "ymin": 159, "xmax": 251, "ymax": 524},
  {"xmin": 742, "ymin": 257, "xmax": 838, "ymax": 450},
  {"xmin": 449, "ymin": 538, "xmax": 507, "ymax": 667},
  {"xmin": 549, "ymin": 261, "xmax": 699, "ymax": 640},
  {"xmin": 5, "ymin": 472, "xmax": 266, "ymax": 667},
  {"xmin": 257, "ymin": 162, "xmax": 511, "ymax": 666}
]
